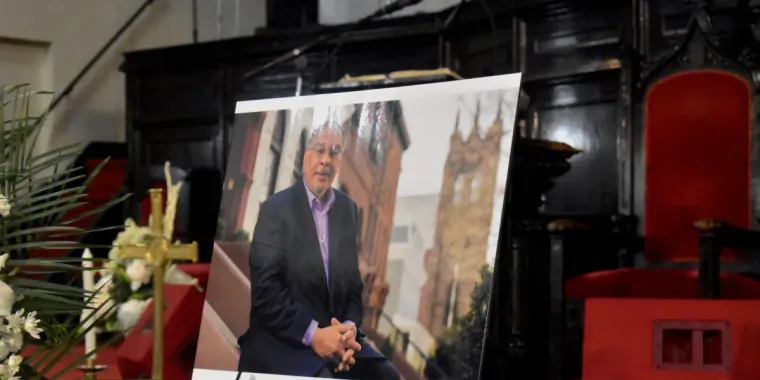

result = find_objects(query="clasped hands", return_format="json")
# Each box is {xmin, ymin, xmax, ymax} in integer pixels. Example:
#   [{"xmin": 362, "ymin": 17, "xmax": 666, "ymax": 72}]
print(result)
[{"xmin": 311, "ymin": 318, "xmax": 362, "ymax": 372}]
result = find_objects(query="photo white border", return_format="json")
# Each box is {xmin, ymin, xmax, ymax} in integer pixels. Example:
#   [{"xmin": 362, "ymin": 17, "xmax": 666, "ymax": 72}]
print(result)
[
  {"xmin": 235, "ymin": 73, "xmax": 522, "ymax": 114},
  {"xmin": 192, "ymin": 368, "xmax": 317, "ymax": 380}
]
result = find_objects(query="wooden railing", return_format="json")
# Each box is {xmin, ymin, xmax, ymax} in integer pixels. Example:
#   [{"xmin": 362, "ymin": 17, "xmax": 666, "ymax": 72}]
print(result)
[{"xmin": 366, "ymin": 308, "xmax": 450, "ymax": 379}]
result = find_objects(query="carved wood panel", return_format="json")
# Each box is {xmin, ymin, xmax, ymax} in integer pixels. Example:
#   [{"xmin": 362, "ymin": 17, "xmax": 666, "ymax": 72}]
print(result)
[
  {"xmin": 521, "ymin": 4, "xmax": 623, "ymax": 82},
  {"xmin": 517, "ymin": 2, "xmax": 625, "ymax": 215}
]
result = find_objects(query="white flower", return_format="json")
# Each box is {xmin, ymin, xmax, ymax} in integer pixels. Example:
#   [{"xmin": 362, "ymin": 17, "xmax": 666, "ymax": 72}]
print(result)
[
  {"xmin": 0, "ymin": 354, "xmax": 22, "ymax": 379},
  {"xmin": 107, "ymin": 246, "xmax": 121, "ymax": 260},
  {"xmin": 116, "ymin": 299, "xmax": 149, "ymax": 333},
  {"xmin": 23, "ymin": 311, "xmax": 42, "ymax": 339},
  {"xmin": 103, "ymin": 258, "xmax": 120, "ymax": 274},
  {"xmin": 125, "ymin": 260, "xmax": 152, "ymax": 292},
  {"xmin": 5, "ymin": 310, "xmax": 24, "ymax": 333},
  {"xmin": 6, "ymin": 354, "xmax": 21, "ymax": 371},
  {"xmin": 0, "ymin": 254, "xmax": 8, "ymax": 271},
  {"xmin": 0, "ymin": 194, "xmax": 11, "ymax": 217},
  {"xmin": 2, "ymin": 329, "xmax": 23, "ymax": 353},
  {"xmin": 0, "ymin": 341, "xmax": 9, "ymax": 359},
  {"xmin": 0, "ymin": 281, "xmax": 16, "ymax": 316}
]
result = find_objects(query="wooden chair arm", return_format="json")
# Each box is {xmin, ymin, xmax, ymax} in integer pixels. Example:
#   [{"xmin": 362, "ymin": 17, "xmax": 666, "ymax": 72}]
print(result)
[
  {"xmin": 694, "ymin": 218, "xmax": 760, "ymax": 298},
  {"xmin": 547, "ymin": 219, "xmax": 591, "ymax": 233},
  {"xmin": 694, "ymin": 218, "xmax": 760, "ymax": 250}
]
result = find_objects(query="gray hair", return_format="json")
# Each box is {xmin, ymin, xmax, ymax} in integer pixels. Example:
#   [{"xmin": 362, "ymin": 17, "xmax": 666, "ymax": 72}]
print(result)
[
  {"xmin": 305, "ymin": 123, "xmax": 346, "ymax": 149},
  {"xmin": 307, "ymin": 105, "xmax": 356, "ymax": 149}
]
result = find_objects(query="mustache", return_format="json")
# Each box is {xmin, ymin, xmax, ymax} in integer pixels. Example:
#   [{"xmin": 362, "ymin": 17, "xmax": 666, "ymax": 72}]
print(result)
[{"xmin": 315, "ymin": 167, "xmax": 333, "ymax": 176}]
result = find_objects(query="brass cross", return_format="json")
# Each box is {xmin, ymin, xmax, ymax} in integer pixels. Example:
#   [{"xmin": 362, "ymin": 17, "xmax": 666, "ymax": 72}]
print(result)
[{"xmin": 118, "ymin": 188, "xmax": 198, "ymax": 380}]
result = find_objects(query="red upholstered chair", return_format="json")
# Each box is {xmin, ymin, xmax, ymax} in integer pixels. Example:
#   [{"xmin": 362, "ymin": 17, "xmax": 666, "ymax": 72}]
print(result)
[
  {"xmin": 563, "ymin": 69, "xmax": 760, "ymax": 302},
  {"xmin": 547, "ymin": 24, "xmax": 760, "ymax": 379}
]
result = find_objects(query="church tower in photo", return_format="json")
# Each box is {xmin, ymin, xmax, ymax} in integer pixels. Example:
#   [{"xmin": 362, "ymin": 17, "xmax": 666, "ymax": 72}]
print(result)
[{"xmin": 418, "ymin": 95, "xmax": 504, "ymax": 337}]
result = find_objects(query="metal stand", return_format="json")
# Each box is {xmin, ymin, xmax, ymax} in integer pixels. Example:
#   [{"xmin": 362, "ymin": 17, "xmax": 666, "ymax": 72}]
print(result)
[{"xmin": 76, "ymin": 358, "xmax": 107, "ymax": 380}]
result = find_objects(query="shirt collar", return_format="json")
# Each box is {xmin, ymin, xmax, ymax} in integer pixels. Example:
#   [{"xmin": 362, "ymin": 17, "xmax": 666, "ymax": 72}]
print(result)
[{"xmin": 303, "ymin": 178, "xmax": 335, "ymax": 211}]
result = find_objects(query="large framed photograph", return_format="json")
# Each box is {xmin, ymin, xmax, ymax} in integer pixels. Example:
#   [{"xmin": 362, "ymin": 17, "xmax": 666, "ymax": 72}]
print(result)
[{"xmin": 192, "ymin": 74, "xmax": 521, "ymax": 380}]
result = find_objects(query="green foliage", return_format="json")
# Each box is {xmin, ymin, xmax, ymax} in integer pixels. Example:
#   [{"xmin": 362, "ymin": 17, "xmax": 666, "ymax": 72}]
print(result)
[
  {"xmin": 0, "ymin": 84, "xmax": 128, "ymax": 379},
  {"xmin": 426, "ymin": 265, "xmax": 493, "ymax": 380}
]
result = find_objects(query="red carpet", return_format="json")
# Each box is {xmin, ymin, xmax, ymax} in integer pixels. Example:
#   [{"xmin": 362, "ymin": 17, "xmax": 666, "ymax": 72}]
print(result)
[{"xmin": 22, "ymin": 343, "xmax": 121, "ymax": 380}]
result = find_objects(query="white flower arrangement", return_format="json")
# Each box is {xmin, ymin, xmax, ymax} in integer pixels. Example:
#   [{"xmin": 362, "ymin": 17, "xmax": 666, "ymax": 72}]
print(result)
[
  {"xmin": 96, "ymin": 162, "xmax": 197, "ymax": 335},
  {"xmin": 0, "ymin": 195, "xmax": 10, "ymax": 218},
  {"xmin": 0, "ymin": 254, "xmax": 42, "ymax": 380},
  {"xmin": 94, "ymin": 219, "xmax": 153, "ymax": 334},
  {"xmin": 0, "ymin": 84, "xmax": 131, "ymax": 378}
]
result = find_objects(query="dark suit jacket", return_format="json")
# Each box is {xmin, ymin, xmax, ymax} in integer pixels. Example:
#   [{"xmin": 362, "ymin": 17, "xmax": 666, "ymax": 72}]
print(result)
[{"xmin": 237, "ymin": 181, "xmax": 384, "ymax": 376}]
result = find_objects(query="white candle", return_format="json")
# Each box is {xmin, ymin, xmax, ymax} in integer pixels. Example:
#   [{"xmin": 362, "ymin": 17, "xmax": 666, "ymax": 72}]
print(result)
[{"xmin": 81, "ymin": 248, "xmax": 97, "ymax": 359}]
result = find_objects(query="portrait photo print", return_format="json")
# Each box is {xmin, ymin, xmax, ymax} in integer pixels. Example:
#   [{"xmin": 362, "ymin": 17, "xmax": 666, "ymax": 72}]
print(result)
[{"xmin": 193, "ymin": 74, "xmax": 521, "ymax": 380}]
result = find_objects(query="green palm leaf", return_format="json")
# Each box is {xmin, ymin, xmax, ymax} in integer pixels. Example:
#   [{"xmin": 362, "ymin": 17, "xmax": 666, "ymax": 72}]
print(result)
[{"xmin": 0, "ymin": 84, "xmax": 130, "ymax": 379}]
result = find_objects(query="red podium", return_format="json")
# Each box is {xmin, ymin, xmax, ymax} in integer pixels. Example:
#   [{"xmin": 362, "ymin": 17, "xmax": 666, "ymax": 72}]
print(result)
[
  {"xmin": 582, "ymin": 298, "xmax": 760, "ymax": 380},
  {"xmin": 116, "ymin": 284, "xmax": 205, "ymax": 380}
]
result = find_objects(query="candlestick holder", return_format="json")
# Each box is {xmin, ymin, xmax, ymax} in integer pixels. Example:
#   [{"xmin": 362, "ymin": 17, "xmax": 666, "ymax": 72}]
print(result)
[{"xmin": 76, "ymin": 358, "xmax": 107, "ymax": 380}]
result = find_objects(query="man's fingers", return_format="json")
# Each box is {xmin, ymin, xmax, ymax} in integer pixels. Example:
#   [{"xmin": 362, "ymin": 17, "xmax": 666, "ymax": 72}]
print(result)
[
  {"xmin": 338, "ymin": 349, "xmax": 355, "ymax": 372},
  {"xmin": 341, "ymin": 328, "xmax": 354, "ymax": 342},
  {"xmin": 331, "ymin": 318, "xmax": 341, "ymax": 326},
  {"xmin": 346, "ymin": 340, "xmax": 361, "ymax": 352}
]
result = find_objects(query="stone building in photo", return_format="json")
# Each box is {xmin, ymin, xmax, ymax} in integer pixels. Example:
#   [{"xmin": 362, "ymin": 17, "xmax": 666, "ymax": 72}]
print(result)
[
  {"xmin": 337, "ymin": 101, "xmax": 410, "ymax": 330},
  {"xmin": 418, "ymin": 100, "xmax": 504, "ymax": 338}
]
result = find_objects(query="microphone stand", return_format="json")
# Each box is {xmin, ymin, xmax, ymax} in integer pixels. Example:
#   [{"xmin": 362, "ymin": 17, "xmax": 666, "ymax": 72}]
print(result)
[
  {"xmin": 235, "ymin": 3, "xmax": 424, "ymax": 379},
  {"xmin": 242, "ymin": 0, "xmax": 424, "ymax": 81}
]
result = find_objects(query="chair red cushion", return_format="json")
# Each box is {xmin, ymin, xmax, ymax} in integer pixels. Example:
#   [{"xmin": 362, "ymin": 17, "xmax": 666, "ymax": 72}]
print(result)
[
  {"xmin": 645, "ymin": 69, "xmax": 751, "ymax": 262},
  {"xmin": 566, "ymin": 268, "xmax": 760, "ymax": 300}
]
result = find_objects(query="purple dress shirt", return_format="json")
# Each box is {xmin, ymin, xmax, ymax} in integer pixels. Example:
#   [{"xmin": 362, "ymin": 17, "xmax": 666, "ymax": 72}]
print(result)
[{"xmin": 300, "ymin": 181, "xmax": 355, "ymax": 347}]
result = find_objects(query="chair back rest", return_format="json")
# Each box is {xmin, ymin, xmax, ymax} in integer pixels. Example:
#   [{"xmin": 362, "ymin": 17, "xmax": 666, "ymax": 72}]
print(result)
[{"xmin": 644, "ymin": 69, "xmax": 752, "ymax": 262}]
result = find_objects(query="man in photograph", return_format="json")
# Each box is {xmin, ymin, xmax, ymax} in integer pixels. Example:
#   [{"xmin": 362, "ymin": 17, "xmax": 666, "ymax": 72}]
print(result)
[{"xmin": 238, "ymin": 120, "xmax": 400, "ymax": 380}]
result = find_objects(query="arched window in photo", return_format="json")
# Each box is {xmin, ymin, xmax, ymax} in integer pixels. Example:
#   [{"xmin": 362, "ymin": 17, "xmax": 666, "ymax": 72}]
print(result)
[
  {"xmin": 471, "ymin": 175, "xmax": 481, "ymax": 202},
  {"xmin": 267, "ymin": 110, "xmax": 286, "ymax": 197},
  {"xmin": 453, "ymin": 175, "xmax": 464, "ymax": 202}
]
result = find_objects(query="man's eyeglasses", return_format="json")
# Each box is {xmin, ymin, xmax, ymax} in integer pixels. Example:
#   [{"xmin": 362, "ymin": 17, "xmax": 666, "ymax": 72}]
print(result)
[{"xmin": 310, "ymin": 144, "xmax": 343, "ymax": 158}]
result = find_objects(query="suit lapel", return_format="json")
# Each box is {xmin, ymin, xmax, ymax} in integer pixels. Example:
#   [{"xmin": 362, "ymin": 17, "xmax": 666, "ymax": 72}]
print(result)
[{"xmin": 291, "ymin": 183, "xmax": 328, "ymax": 289}]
